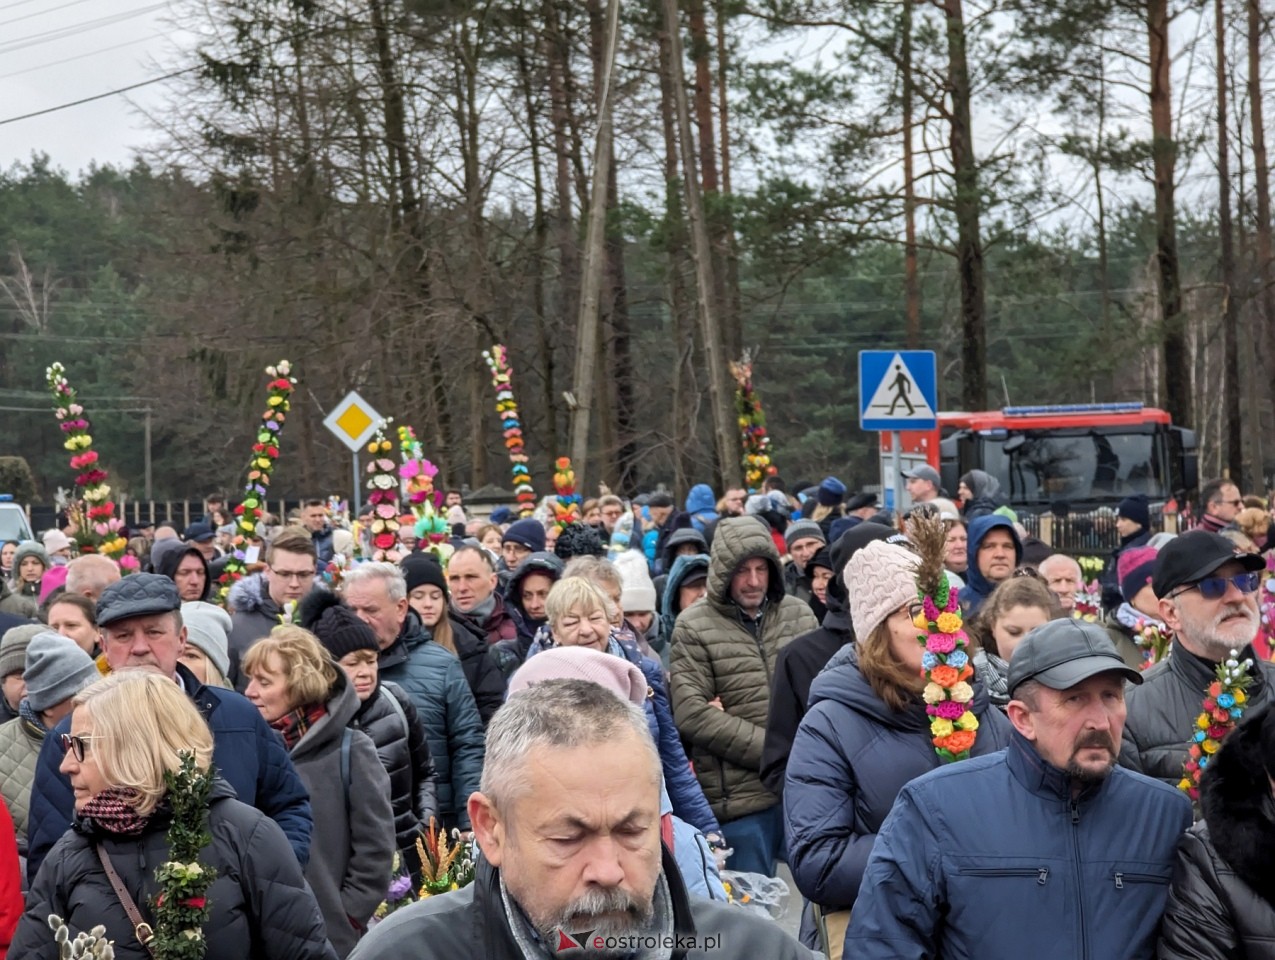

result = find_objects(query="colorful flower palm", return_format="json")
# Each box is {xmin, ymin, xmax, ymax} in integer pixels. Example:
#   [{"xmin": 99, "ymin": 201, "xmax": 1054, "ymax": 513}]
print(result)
[
  {"xmin": 1180, "ymin": 649, "xmax": 1252, "ymax": 803},
  {"xmin": 45, "ymin": 362, "xmax": 127, "ymax": 558},
  {"xmin": 1133, "ymin": 618, "xmax": 1171, "ymax": 669},
  {"xmin": 552, "ymin": 457, "xmax": 581, "ymax": 529},
  {"xmin": 217, "ymin": 361, "xmax": 296, "ymax": 605},
  {"xmin": 366, "ymin": 422, "xmax": 401, "ymax": 560},
  {"xmin": 730, "ymin": 356, "xmax": 778, "ymax": 493},
  {"xmin": 909, "ymin": 512, "xmax": 978, "ymax": 762},
  {"xmin": 398, "ymin": 425, "xmax": 449, "ymax": 552},
  {"xmin": 1072, "ymin": 580, "xmax": 1102, "ymax": 622},
  {"xmin": 482, "ymin": 345, "xmax": 535, "ymax": 517}
]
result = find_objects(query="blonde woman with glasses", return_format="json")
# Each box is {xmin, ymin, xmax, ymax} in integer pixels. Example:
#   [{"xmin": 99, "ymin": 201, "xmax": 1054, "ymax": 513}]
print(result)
[{"xmin": 11, "ymin": 671, "xmax": 337, "ymax": 960}]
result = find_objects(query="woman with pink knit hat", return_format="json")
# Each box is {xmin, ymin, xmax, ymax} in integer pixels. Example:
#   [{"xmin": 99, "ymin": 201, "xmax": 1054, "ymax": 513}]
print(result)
[{"xmin": 783, "ymin": 538, "xmax": 1012, "ymax": 957}]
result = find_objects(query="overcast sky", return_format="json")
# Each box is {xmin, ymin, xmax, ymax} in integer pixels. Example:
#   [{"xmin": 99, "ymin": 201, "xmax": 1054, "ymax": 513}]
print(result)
[{"xmin": 0, "ymin": 0, "xmax": 182, "ymax": 176}]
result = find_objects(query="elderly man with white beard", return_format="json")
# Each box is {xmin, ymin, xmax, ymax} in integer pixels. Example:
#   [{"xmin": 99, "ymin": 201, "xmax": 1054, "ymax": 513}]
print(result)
[
  {"xmin": 1119, "ymin": 531, "xmax": 1273, "ymax": 786},
  {"xmin": 351, "ymin": 678, "xmax": 815, "ymax": 959}
]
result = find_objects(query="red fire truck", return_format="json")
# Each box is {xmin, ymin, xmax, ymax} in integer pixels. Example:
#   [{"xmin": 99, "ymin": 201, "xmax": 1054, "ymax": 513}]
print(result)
[{"xmin": 880, "ymin": 403, "xmax": 1198, "ymax": 514}]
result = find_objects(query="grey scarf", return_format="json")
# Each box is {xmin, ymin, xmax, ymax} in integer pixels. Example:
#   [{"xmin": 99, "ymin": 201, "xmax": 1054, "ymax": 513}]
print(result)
[
  {"xmin": 500, "ymin": 870, "xmax": 675, "ymax": 960},
  {"xmin": 973, "ymin": 648, "xmax": 1010, "ymax": 708}
]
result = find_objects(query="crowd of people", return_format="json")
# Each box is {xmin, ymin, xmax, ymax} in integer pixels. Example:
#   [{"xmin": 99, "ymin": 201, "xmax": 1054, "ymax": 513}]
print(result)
[{"xmin": 0, "ymin": 471, "xmax": 1273, "ymax": 957}]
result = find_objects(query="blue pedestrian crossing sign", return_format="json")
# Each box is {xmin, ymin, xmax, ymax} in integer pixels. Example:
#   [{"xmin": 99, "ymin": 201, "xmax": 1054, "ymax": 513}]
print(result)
[{"xmin": 859, "ymin": 350, "xmax": 938, "ymax": 431}]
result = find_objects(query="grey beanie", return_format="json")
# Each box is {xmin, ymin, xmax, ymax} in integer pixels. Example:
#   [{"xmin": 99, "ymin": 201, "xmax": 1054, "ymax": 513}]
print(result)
[
  {"xmin": 12, "ymin": 540, "xmax": 48, "ymax": 574},
  {"xmin": 784, "ymin": 519, "xmax": 827, "ymax": 549},
  {"xmin": 0, "ymin": 623, "xmax": 44, "ymax": 678},
  {"xmin": 23, "ymin": 631, "xmax": 99, "ymax": 712},
  {"xmin": 181, "ymin": 601, "xmax": 232, "ymax": 681}
]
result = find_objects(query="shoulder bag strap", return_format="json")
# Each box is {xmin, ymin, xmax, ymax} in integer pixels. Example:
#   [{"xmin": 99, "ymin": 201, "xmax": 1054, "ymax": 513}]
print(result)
[{"xmin": 95, "ymin": 842, "xmax": 157, "ymax": 958}]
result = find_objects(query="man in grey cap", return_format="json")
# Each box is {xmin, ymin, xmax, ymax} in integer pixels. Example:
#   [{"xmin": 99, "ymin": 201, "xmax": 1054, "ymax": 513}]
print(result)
[
  {"xmin": 903, "ymin": 464, "xmax": 942, "ymax": 504},
  {"xmin": 845, "ymin": 619, "xmax": 1192, "ymax": 959},
  {"xmin": 24, "ymin": 573, "xmax": 313, "ymax": 883},
  {"xmin": 1120, "ymin": 530, "xmax": 1272, "ymax": 785},
  {"xmin": 783, "ymin": 519, "xmax": 827, "ymax": 604}
]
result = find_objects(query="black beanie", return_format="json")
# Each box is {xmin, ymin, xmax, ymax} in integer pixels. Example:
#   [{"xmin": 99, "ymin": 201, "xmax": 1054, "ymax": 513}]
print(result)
[
  {"xmin": 401, "ymin": 553, "xmax": 448, "ymax": 595},
  {"xmin": 297, "ymin": 589, "xmax": 379, "ymax": 659}
]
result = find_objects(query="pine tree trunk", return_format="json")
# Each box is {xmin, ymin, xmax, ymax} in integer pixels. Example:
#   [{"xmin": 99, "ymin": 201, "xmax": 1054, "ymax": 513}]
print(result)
[
  {"xmin": 1217, "ymin": 0, "xmax": 1242, "ymax": 483},
  {"xmin": 1148, "ymin": 0, "xmax": 1191, "ymax": 427},
  {"xmin": 943, "ymin": 0, "xmax": 986, "ymax": 410},
  {"xmin": 1249, "ymin": 0, "xmax": 1275, "ymax": 446}
]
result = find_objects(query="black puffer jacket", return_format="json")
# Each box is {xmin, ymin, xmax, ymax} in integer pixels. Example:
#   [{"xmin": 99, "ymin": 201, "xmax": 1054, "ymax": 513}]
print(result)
[
  {"xmin": 352, "ymin": 679, "xmax": 438, "ymax": 851},
  {"xmin": 1120, "ymin": 639, "xmax": 1275, "ymax": 785},
  {"xmin": 1160, "ymin": 706, "xmax": 1275, "ymax": 959},
  {"xmin": 12, "ymin": 779, "xmax": 337, "ymax": 960},
  {"xmin": 447, "ymin": 616, "xmax": 506, "ymax": 726}
]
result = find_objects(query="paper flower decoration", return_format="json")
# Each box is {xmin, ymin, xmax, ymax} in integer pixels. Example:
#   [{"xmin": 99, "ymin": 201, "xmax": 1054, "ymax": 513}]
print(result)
[
  {"xmin": 730, "ymin": 355, "xmax": 778, "ymax": 493},
  {"xmin": 398, "ymin": 425, "xmax": 450, "ymax": 559},
  {"xmin": 45, "ymin": 362, "xmax": 127, "ymax": 559},
  {"xmin": 1180, "ymin": 649, "xmax": 1252, "ymax": 804},
  {"xmin": 1072, "ymin": 580, "xmax": 1102, "ymax": 622},
  {"xmin": 216, "ymin": 360, "xmax": 297, "ymax": 605},
  {"xmin": 365, "ymin": 421, "xmax": 401, "ymax": 560},
  {"xmin": 909, "ymin": 512, "xmax": 978, "ymax": 762},
  {"xmin": 483, "ymin": 345, "xmax": 536, "ymax": 517},
  {"xmin": 552, "ymin": 457, "xmax": 582, "ymax": 529}
]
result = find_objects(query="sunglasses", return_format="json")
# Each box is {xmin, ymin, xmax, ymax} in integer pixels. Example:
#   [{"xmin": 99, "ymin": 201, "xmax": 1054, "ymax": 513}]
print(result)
[
  {"xmin": 59, "ymin": 733, "xmax": 103, "ymax": 762},
  {"xmin": 1168, "ymin": 572, "xmax": 1260, "ymax": 601}
]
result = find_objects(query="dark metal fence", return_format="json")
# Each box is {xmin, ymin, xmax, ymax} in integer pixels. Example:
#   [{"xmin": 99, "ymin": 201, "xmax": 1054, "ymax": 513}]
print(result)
[{"xmin": 1018, "ymin": 507, "xmax": 1181, "ymax": 557}]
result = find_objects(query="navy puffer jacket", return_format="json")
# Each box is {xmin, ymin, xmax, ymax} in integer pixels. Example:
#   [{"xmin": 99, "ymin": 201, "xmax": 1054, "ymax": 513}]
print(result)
[
  {"xmin": 783, "ymin": 644, "xmax": 1012, "ymax": 912},
  {"xmin": 378, "ymin": 609, "xmax": 485, "ymax": 830}
]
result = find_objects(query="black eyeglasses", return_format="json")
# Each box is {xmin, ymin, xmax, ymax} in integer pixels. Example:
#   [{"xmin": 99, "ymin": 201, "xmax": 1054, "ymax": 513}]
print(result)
[
  {"xmin": 1167, "ymin": 572, "xmax": 1260, "ymax": 601},
  {"xmin": 59, "ymin": 733, "xmax": 103, "ymax": 762}
]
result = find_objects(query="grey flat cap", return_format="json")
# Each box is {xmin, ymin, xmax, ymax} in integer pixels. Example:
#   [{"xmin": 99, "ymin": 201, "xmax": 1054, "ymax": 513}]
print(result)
[{"xmin": 96, "ymin": 573, "xmax": 182, "ymax": 628}]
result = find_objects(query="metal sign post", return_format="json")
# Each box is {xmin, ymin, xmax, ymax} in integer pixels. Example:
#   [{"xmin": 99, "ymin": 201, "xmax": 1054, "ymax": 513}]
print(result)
[
  {"xmin": 859, "ymin": 350, "xmax": 938, "ymax": 514},
  {"xmin": 322, "ymin": 391, "xmax": 384, "ymax": 516}
]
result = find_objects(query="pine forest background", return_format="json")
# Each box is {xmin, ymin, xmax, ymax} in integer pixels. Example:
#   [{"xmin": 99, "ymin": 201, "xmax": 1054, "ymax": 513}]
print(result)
[{"xmin": 2, "ymin": 0, "xmax": 1274, "ymax": 503}]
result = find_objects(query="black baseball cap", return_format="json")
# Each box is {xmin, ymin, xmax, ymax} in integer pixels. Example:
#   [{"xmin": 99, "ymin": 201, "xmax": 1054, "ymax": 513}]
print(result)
[
  {"xmin": 1008, "ymin": 619, "xmax": 1142, "ymax": 694},
  {"xmin": 1151, "ymin": 530, "xmax": 1264, "ymax": 599}
]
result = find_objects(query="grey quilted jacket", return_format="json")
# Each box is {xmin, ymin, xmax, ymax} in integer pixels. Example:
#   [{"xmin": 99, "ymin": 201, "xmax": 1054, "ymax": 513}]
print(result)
[{"xmin": 670, "ymin": 517, "xmax": 819, "ymax": 822}]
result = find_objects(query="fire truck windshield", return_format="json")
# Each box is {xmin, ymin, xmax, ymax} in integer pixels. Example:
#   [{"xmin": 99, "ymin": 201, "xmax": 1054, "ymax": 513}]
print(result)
[{"xmin": 979, "ymin": 428, "xmax": 1170, "ymax": 505}]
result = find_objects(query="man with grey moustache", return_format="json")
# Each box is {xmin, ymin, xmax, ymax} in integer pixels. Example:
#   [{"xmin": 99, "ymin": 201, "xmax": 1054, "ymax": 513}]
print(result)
[{"xmin": 1119, "ymin": 531, "xmax": 1274, "ymax": 785}]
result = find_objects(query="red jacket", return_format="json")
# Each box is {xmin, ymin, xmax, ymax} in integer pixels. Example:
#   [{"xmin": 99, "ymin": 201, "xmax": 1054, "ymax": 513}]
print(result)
[{"xmin": 0, "ymin": 797, "xmax": 21, "ymax": 958}]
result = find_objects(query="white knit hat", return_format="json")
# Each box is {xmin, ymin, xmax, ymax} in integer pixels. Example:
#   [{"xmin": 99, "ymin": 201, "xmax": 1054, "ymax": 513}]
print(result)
[
  {"xmin": 614, "ymin": 550, "xmax": 657, "ymax": 613},
  {"xmin": 846, "ymin": 540, "xmax": 919, "ymax": 639}
]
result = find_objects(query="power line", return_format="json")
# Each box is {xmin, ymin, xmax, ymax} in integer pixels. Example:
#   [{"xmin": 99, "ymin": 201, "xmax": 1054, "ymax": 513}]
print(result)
[
  {"xmin": 0, "ymin": 30, "xmax": 163, "ymax": 80},
  {"xmin": 0, "ymin": 2, "xmax": 170, "ymax": 55},
  {"xmin": 0, "ymin": 0, "xmax": 97, "ymax": 29},
  {"xmin": 0, "ymin": 66, "xmax": 196, "ymax": 127}
]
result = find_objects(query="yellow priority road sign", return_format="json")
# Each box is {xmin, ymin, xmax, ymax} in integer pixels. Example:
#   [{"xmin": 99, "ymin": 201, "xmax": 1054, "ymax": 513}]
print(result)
[{"xmin": 323, "ymin": 391, "xmax": 384, "ymax": 452}]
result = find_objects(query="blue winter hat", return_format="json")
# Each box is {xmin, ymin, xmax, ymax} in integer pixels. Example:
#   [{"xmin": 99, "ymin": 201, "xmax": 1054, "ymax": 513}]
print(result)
[
  {"xmin": 817, "ymin": 476, "xmax": 847, "ymax": 507},
  {"xmin": 489, "ymin": 506, "xmax": 515, "ymax": 526}
]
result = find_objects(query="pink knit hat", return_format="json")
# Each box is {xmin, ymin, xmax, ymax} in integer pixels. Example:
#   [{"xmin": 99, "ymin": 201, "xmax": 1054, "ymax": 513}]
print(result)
[
  {"xmin": 1117, "ymin": 545, "xmax": 1159, "ymax": 603},
  {"xmin": 509, "ymin": 646, "xmax": 648, "ymax": 706},
  {"xmin": 846, "ymin": 540, "xmax": 920, "ymax": 639}
]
